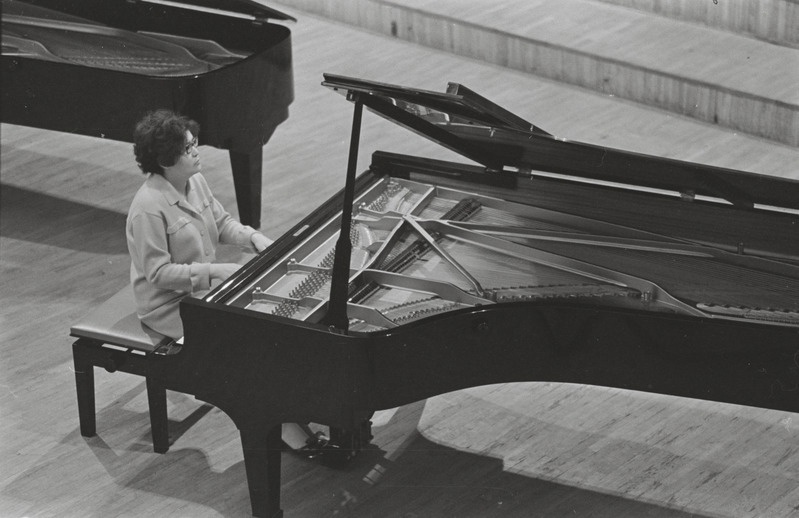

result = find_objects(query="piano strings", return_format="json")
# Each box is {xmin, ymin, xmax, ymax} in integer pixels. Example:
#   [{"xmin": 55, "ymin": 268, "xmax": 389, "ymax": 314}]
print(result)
[{"xmin": 241, "ymin": 174, "xmax": 799, "ymax": 332}]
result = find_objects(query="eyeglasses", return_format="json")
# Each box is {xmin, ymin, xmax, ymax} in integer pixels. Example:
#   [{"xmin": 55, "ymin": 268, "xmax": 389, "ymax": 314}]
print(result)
[{"xmin": 184, "ymin": 138, "xmax": 198, "ymax": 155}]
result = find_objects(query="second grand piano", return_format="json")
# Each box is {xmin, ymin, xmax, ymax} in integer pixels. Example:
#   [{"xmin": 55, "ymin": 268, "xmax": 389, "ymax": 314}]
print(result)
[
  {"xmin": 1, "ymin": 0, "xmax": 295, "ymax": 227},
  {"xmin": 153, "ymin": 75, "xmax": 796, "ymax": 516}
]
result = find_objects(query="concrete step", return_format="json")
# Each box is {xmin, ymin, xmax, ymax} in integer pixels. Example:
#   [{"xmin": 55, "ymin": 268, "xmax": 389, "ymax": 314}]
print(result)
[
  {"xmin": 595, "ymin": 0, "xmax": 799, "ymax": 48},
  {"xmin": 273, "ymin": 0, "xmax": 799, "ymax": 147}
]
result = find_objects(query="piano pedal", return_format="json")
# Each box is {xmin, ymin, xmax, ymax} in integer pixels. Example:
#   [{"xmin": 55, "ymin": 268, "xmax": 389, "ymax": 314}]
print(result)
[
  {"xmin": 282, "ymin": 423, "xmax": 329, "ymax": 459},
  {"xmin": 319, "ymin": 443, "xmax": 358, "ymax": 468},
  {"xmin": 322, "ymin": 421, "xmax": 374, "ymax": 468}
]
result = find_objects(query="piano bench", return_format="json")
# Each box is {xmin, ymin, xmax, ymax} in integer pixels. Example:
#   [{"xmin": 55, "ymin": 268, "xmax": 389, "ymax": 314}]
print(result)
[{"xmin": 70, "ymin": 285, "xmax": 179, "ymax": 454}]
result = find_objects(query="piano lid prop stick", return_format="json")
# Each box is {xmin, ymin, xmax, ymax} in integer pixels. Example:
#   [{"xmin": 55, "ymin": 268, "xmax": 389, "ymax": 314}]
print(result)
[{"xmin": 322, "ymin": 94, "xmax": 364, "ymax": 332}]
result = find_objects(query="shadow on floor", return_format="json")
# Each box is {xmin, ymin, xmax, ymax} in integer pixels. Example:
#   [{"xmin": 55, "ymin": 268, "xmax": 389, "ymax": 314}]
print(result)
[{"xmin": 1, "ymin": 184, "xmax": 128, "ymax": 254}]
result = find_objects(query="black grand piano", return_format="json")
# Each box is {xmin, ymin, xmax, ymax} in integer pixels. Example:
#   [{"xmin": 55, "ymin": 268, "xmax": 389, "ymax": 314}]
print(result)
[
  {"xmin": 1, "ymin": 0, "xmax": 295, "ymax": 227},
  {"xmin": 97, "ymin": 75, "xmax": 799, "ymax": 516}
]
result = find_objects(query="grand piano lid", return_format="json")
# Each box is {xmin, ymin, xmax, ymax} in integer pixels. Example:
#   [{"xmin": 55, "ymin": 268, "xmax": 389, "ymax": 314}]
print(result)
[
  {"xmin": 322, "ymin": 73, "xmax": 799, "ymax": 212},
  {"xmin": 3, "ymin": 0, "xmax": 295, "ymax": 75},
  {"xmin": 6, "ymin": 0, "xmax": 296, "ymax": 23},
  {"xmin": 128, "ymin": 0, "xmax": 296, "ymax": 22}
]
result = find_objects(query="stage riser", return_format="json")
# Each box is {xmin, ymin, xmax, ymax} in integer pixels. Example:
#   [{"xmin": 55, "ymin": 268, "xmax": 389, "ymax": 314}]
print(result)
[
  {"xmin": 596, "ymin": 0, "xmax": 798, "ymax": 48},
  {"xmin": 274, "ymin": 0, "xmax": 799, "ymax": 147}
]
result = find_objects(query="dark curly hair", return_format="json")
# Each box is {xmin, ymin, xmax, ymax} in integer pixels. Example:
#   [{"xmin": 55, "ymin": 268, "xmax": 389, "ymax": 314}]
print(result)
[{"xmin": 133, "ymin": 110, "xmax": 200, "ymax": 175}]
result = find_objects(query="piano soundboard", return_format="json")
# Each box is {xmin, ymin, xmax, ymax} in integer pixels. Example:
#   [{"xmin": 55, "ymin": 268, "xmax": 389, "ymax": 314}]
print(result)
[{"xmin": 227, "ymin": 171, "xmax": 798, "ymax": 332}]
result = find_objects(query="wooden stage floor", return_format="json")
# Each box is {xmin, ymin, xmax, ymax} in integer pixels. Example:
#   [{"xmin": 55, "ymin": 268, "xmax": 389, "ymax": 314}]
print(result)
[{"xmin": 1, "ymin": 6, "xmax": 798, "ymax": 518}]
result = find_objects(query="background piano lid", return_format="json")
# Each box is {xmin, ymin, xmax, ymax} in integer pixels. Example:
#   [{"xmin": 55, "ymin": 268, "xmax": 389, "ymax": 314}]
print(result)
[
  {"xmin": 321, "ymin": 73, "xmax": 799, "ymax": 212},
  {"xmin": 145, "ymin": 0, "xmax": 296, "ymax": 22},
  {"xmin": 6, "ymin": 0, "xmax": 296, "ymax": 23}
]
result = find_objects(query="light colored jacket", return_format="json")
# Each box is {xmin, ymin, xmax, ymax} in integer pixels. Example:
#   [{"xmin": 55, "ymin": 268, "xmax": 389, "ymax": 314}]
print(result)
[{"xmin": 126, "ymin": 173, "xmax": 257, "ymax": 339}]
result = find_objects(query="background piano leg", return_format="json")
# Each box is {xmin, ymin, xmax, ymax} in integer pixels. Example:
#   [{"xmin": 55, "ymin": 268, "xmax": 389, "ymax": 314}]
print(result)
[
  {"xmin": 229, "ymin": 147, "xmax": 264, "ymax": 229},
  {"xmin": 240, "ymin": 424, "xmax": 284, "ymax": 518}
]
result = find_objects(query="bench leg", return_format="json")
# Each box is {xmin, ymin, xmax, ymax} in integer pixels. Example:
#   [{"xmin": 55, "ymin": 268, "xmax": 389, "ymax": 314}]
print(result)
[
  {"xmin": 146, "ymin": 376, "xmax": 169, "ymax": 453},
  {"xmin": 72, "ymin": 340, "xmax": 97, "ymax": 438}
]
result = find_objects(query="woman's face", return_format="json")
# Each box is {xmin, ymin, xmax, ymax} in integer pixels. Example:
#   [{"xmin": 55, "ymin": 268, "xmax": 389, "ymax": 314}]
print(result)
[{"xmin": 165, "ymin": 130, "xmax": 201, "ymax": 185}]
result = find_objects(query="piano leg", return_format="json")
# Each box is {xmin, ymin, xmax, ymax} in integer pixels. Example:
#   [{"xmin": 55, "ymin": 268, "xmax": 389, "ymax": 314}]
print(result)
[
  {"xmin": 240, "ymin": 424, "xmax": 284, "ymax": 518},
  {"xmin": 229, "ymin": 147, "xmax": 263, "ymax": 229}
]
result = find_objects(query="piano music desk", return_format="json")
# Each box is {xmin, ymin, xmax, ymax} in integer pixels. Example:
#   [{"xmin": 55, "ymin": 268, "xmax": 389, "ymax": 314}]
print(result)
[{"xmin": 69, "ymin": 284, "xmax": 179, "ymax": 454}]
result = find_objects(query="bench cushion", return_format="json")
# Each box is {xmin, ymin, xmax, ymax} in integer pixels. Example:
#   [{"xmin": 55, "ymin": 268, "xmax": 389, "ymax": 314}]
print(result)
[{"xmin": 71, "ymin": 284, "xmax": 171, "ymax": 353}]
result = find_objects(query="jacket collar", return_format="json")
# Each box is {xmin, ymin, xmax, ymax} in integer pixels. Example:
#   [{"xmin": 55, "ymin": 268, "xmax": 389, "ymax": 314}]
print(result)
[
  {"xmin": 146, "ymin": 173, "xmax": 201, "ymax": 215},
  {"xmin": 146, "ymin": 173, "xmax": 181, "ymax": 205}
]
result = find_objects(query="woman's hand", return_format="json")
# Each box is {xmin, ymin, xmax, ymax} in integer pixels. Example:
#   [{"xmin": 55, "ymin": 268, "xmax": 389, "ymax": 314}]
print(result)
[
  {"xmin": 210, "ymin": 263, "xmax": 241, "ymax": 282},
  {"xmin": 251, "ymin": 232, "xmax": 273, "ymax": 252}
]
